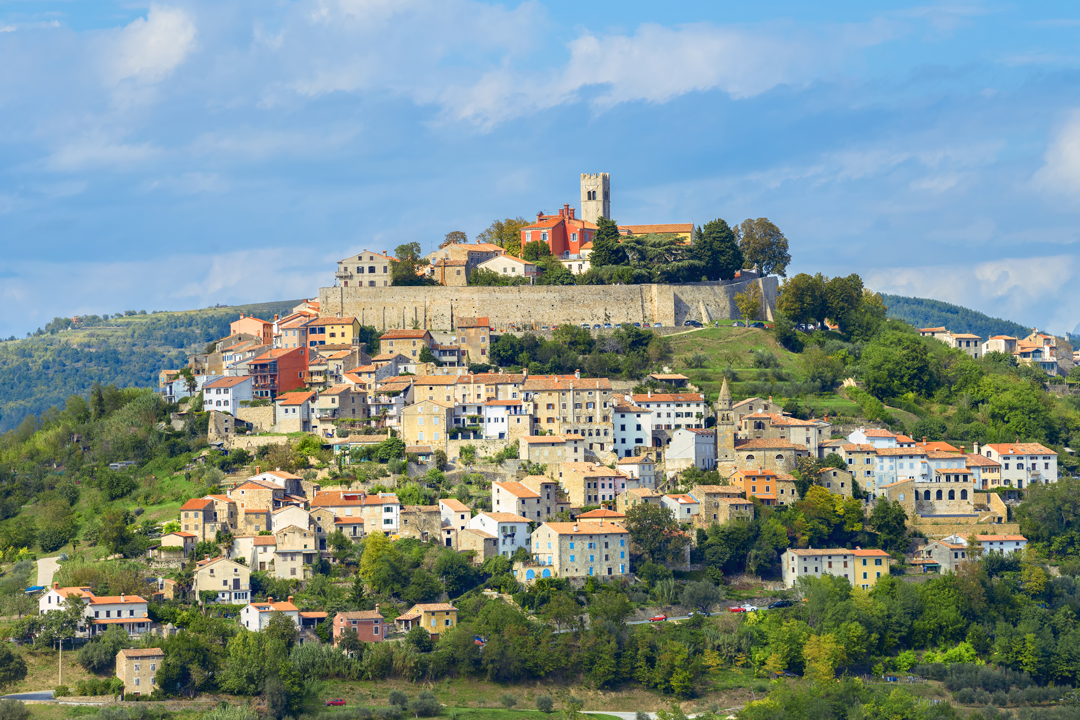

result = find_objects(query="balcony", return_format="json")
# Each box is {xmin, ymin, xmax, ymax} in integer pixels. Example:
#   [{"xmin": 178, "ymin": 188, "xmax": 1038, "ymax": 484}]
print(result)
[{"xmin": 334, "ymin": 270, "xmax": 353, "ymax": 280}]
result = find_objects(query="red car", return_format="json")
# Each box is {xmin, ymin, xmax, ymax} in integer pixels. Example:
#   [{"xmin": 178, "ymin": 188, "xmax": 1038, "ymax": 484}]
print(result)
[
  {"xmin": 650, "ymin": 614, "xmax": 667, "ymax": 622},
  {"xmin": 325, "ymin": 700, "xmax": 346, "ymax": 707},
  {"xmin": 729, "ymin": 604, "xmax": 758, "ymax": 613}
]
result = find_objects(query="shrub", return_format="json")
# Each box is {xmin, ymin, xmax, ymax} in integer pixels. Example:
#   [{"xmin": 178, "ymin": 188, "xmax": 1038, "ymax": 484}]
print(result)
[
  {"xmin": 0, "ymin": 701, "xmax": 28, "ymax": 720},
  {"xmin": 536, "ymin": 695, "xmax": 554, "ymax": 713},
  {"xmin": 408, "ymin": 691, "xmax": 440, "ymax": 717},
  {"xmin": 388, "ymin": 691, "xmax": 408, "ymax": 709},
  {"xmin": 53, "ymin": 686, "xmax": 69, "ymax": 698},
  {"xmin": 499, "ymin": 693, "xmax": 517, "ymax": 708}
]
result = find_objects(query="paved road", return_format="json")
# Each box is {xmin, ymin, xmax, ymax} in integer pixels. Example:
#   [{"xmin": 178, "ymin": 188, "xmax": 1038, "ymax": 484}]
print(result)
[
  {"xmin": 3, "ymin": 692, "xmax": 53, "ymax": 702},
  {"xmin": 36, "ymin": 557, "xmax": 60, "ymax": 587}
]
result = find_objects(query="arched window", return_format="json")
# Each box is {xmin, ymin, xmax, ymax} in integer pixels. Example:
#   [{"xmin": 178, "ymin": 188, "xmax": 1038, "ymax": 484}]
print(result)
[
  {"xmin": 754, "ymin": 421, "xmax": 764, "ymax": 430},
  {"xmin": 948, "ymin": 489, "xmax": 955, "ymax": 500},
  {"xmin": 525, "ymin": 569, "xmax": 535, "ymax": 580},
  {"xmin": 745, "ymin": 455, "xmax": 755, "ymax": 462},
  {"xmin": 775, "ymin": 454, "xmax": 784, "ymax": 462},
  {"xmin": 923, "ymin": 490, "xmax": 931, "ymax": 500},
  {"xmin": 542, "ymin": 568, "xmax": 551, "ymax": 578},
  {"xmin": 936, "ymin": 490, "xmax": 943, "ymax": 500},
  {"xmin": 961, "ymin": 489, "xmax": 968, "ymax": 500}
]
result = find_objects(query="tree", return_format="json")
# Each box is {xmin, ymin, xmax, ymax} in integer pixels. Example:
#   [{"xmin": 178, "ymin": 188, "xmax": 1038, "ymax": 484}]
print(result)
[
  {"xmin": 869, "ymin": 499, "xmax": 909, "ymax": 554},
  {"xmin": 389, "ymin": 690, "xmax": 409, "ymax": 708},
  {"xmin": 441, "ymin": 230, "xmax": 468, "ymax": 248},
  {"xmin": 589, "ymin": 217, "xmax": 626, "ymax": 269},
  {"xmin": 694, "ymin": 219, "xmax": 743, "ymax": 281},
  {"xmin": 391, "ymin": 243, "xmax": 433, "ymax": 287},
  {"xmin": 0, "ymin": 646, "xmax": 27, "ymax": 691},
  {"xmin": 475, "ymin": 217, "xmax": 528, "ymax": 256},
  {"xmin": 521, "ymin": 240, "xmax": 552, "ymax": 263},
  {"xmin": 359, "ymin": 532, "xmax": 405, "ymax": 595},
  {"xmin": 737, "ymin": 218, "xmax": 791, "ymax": 276},
  {"xmin": 264, "ymin": 612, "xmax": 298, "ymax": 651},
  {"xmin": 434, "ymin": 449, "xmax": 448, "ymax": 470},
  {"xmin": 733, "ymin": 284, "xmax": 762, "ymax": 322},
  {"xmin": 405, "ymin": 625, "xmax": 433, "ymax": 653},
  {"xmin": 624, "ymin": 503, "xmax": 688, "ymax": 565},
  {"xmin": 536, "ymin": 695, "xmax": 554, "ymax": 713},
  {"xmin": 98, "ymin": 509, "xmax": 133, "ymax": 555},
  {"xmin": 803, "ymin": 632, "xmax": 845, "ymax": 684},
  {"xmin": 588, "ymin": 590, "xmax": 632, "ymax": 626},
  {"xmin": 860, "ymin": 331, "xmax": 936, "ymax": 400},
  {"xmin": 500, "ymin": 693, "xmax": 517, "ymax": 708},
  {"xmin": 418, "ymin": 346, "xmax": 443, "ymax": 367},
  {"xmin": 679, "ymin": 580, "xmax": 723, "ymax": 613},
  {"xmin": 824, "ymin": 274, "xmax": 864, "ymax": 332},
  {"xmin": 777, "ymin": 273, "xmax": 827, "ymax": 326}
]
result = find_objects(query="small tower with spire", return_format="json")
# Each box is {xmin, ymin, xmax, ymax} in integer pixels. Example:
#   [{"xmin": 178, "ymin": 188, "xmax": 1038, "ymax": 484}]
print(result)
[{"xmin": 716, "ymin": 378, "xmax": 737, "ymax": 475}]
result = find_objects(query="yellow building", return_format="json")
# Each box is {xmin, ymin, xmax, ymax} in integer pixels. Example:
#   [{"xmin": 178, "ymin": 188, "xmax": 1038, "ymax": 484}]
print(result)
[
  {"xmin": 394, "ymin": 602, "xmax": 458, "ymax": 639},
  {"xmin": 781, "ymin": 548, "xmax": 892, "ymax": 590},
  {"xmin": 306, "ymin": 316, "xmax": 362, "ymax": 347}
]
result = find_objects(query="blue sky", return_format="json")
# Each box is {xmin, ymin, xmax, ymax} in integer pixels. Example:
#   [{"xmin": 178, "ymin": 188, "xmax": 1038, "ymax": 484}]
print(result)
[{"xmin": 2, "ymin": 1, "xmax": 1080, "ymax": 339}]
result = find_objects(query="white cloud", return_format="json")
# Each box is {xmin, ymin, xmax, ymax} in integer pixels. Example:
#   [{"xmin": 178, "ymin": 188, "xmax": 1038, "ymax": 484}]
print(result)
[
  {"xmin": 108, "ymin": 5, "xmax": 197, "ymax": 85},
  {"xmin": 1033, "ymin": 110, "xmax": 1080, "ymax": 198},
  {"xmin": 44, "ymin": 138, "xmax": 161, "ymax": 172},
  {"xmin": 866, "ymin": 254, "xmax": 1079, "ymax": 334}
]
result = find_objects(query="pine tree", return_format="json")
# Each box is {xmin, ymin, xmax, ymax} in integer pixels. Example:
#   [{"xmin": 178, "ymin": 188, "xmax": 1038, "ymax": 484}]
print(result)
[
  {"xmin": 589, "ymin": 217, "xmax": 626, "ymax": 269},
  {"xmin": 694, "ymin": 219, "xmax": 743, "ymax": 281}
]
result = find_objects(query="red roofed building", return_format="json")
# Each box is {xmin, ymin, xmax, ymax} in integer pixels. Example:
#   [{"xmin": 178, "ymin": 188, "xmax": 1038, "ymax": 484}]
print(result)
[
  {"xmin": 520, "ymin": 205, "xmax": 597, "ymax": 259},
  {"xmin": 250, "ymin": 347, "xmax": 308, "ymax": 400}
]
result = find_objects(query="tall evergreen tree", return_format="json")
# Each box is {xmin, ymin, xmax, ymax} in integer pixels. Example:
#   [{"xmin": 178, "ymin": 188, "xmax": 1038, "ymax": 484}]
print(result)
[
  {"xmin": 694, "ymin": 219, "xmax": 743, "ymax": 281},
  {"xmin": 589, "ymin": 217, "xmax": 626, "ymax": 268}
]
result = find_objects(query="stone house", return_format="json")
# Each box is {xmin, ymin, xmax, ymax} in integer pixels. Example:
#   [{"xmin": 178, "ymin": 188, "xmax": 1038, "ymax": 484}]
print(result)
[
  {"xmin": 689, "ymin": 485, "xmax": 754, "ymax": 528},
  {"xmin": 615, "ymin": 487, "xmax": 663, "ymax": 514},
  {"xmin": 394, "ymin": 603, "xmax": 458, "ymax": 640},
  {"xmin": 179, "ymin": 498, "xmax": 215, "ymax": 542},
  {"xmin": 275, "ymin": 391, "xmax": 316, "ymax": 433},
  {"xmin": 817, "ymin": 468, "xmax": 855, "ymax": 497},
  {"xmin": 116, "ymin": 648, "xmax": 164, "ymax": 697},
  {"xmin": 400, "ymin": 399, "xmax": 453, "ymax": 449},
  {"xmin": 529, "ymin": 521, "xmax": 630, "ymax": 579},
  {"xmin": 380, "ymin": 330, "xmax": 436, "ymax": 359},
  {"xmin": 523, "ymin": 375, "xmax": 613, "ymax": 436},
  {"xmin": 457, "ymin": 528, "xmax": 498, "ymax": 563},
  {"xmin": 314, "ymin": 384, "xmax": 368, "ymax": 435},
  {"xmin": 309, "ymin": 490, "xmax": 400, "ymax": 536},
  {"xmin": 616, "ymin": 455, "xmax": 656, "ymax": 489},
  {"xmin": 271, "ymin": 505, "xmax": 310, "ymax": 534},
  {"xmin": 782, "ymin": 548, "xmax": 892, "ymax": 590},
  {"xmin": 734, "ymin": 438, "xmax": 810, "ymax": 473},
  {"xmin": 519, "ymin": 435, "xmax": 585, "ymax": 476},
  {"xmin": 156, "ymin": 532, "xmax": 196, "ymax": 559},
  {"xmin": 454, "ymin": 317, "xmax": 492, "ymax": 363},
  {"xmin": 336, "ymin": 250, "xmax": 393, "ymax": 288},
  {"xmin": 839, "ymin": 443, "xmax": 877, "ymax": 493},
  {"xmin": 274, "ymin": 525, "xmax": 319, "ymax": 580},
  {"xmin": 558, "ymin": 462, "xmax": 628, "ymax": 507},
  {"xmin": 399, "ymin": 505, "xmax": 442, "ymax": 542}
]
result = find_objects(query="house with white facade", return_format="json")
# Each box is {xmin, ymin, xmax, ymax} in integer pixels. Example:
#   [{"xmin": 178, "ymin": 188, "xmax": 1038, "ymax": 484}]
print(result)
[
  {"xmin": 39, "ymin": 583, "xmax": 150, "ymax": 637},
  {"xmin": 616, "ymin": 455, "xmax": 656, "ymax": 489},
  {"xmin": 979, "ymin": 443, "xmax": 1058, "ymax": 488},
  {"xmin": 666, "ymin": 428, "xmax": 717, "ymax": 476},
  {"xmin": 873, "ymin": 448, "xmax": 929, "ymax": 495},
  {"xmin": 467, "ymin": 512, "xmax": 531, "ymax": 558},
  {"xmin": 481, "ymin": 400, "xmax": 529, "ymax": 440},
  {"xmin": 940, "ymin": 533, "xmax": 1028, "ymax": 556},
  {"xmin": 240, "ymin": 596, "xmax": 300, "ymax": 631},
  {"xmin": 628, "ymin": 392, "xmax": 707, "ymax": 430},
  {"xmin": 613, "ymin": 403, "xmax": 654, "ymax": 458},
  {"xmin": 847, "ymin": 428, "xmax": 899, "ymax": 449},
  {"xmin": 202, "ymin": 376, "xmax": 253, "ymax": 414},
  {"xmin": 662, "ymin": 494, "xmax": 700, "ymax": 521}
]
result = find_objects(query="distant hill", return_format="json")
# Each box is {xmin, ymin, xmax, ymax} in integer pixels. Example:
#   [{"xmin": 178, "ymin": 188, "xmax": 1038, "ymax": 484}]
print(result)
[
  {"xmin": 880, "ymin": 294, "xmax": 1034, "ymax": 340},
  {"xmin": 0, "ymin": 300, "xmax": 299, "ymax": 433}
]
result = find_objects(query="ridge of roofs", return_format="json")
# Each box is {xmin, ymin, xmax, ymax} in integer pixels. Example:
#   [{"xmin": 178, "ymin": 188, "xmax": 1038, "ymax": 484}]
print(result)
[
  {"xmin": 542, "ymin": 521, "xmax": 629, "ymax": 535},
  {"xmin": 277, "ymin": 392, "xmax": 315, "ymax": 405},
  {"xmin": 618, "ymin": 223, "xmax": 693, "ymax": 234},
  {"xmin": 493, "ymin": 481, "xmax": 540, "ymax": 499},
  {"xmin": 181, "ymin": 498, "xmax": 213, "ymax": 510},
  {"xmin": 984, "ymin": 443, "xmax": 1056, "ymax": 455},
  {"xmin": 380, "ymin": 330, "xmax": 431, "ymax": 339},
  {"xmin": 204, "ymin": 376, "xmax": 251, "ymax": 389},
  {"xmin": 306, "ymin": 316, "xmax": 356, "ymax": 326},
  {"xmin": 523, "ymin": 376, "xmax": 612, "ymax": 390},
  {"xmin": 630, "ymin": 393, "xmax": 704, "ymax": 402},
  {"xmin": 439, "ymin": 499, "xmax": 470, "ymax": 512}
]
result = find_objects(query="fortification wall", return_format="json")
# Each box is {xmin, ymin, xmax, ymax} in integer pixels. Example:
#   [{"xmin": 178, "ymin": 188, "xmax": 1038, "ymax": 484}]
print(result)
[{"xmin": 318, "ymin": 277, "xmax": 779, "ymax": 331}]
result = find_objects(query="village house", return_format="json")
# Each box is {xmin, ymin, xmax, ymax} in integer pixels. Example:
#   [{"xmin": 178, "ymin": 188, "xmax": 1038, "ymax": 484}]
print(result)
[
  {"xmin": 474, "ymin": 255, "xmax": 539, "ymax": 282},
  {"xmin": 155, "ymin": 531, "xmax": 197, "ymax": 560},
  {"xmin": 273, "ymin": 525, "xmax": 319, "ymax": 580},
  {"xmin": 612, "ymin": 402, "xmax": 654, "ymax": 458},
  {"xmin": 468, "ymin": 512, "xmax": 531, "ymax": 557},
  {"xmin": 662, "ymin": 494, "xmax": 700, "ymax": 521},
  {"xmin": 732, "ymin": 468, "xmax": 780, "ymax": 506},
  {"xmin": 979, "ymin": 442, "xmax": 1058, "ymax": 488},
  {"xmin": 394, "ymin": 603, "xmax": 458, "ymax": 639},
  {"xmin": 519, "ymin": 435, "xmax": 585, "ymax": 475},
  {"xmin": 333, "ymin": 610, "xmax": 385, "ymax": 644},
  {"xmin": 399, "ymin": 505, "xmax": 442, "ymax": 543},
  {"xmin": 309, "ymin": 491, "xmax": 400, "ymax": 536},
  {"xmin": 249, "ymin": 347, "xmax": 309, "ymax": 400},
  {"xmin": 666, "ymin": 428, "xmax": 717, "ymax": 475},
  {"xmin": 781, "ymin": 548, "xmax": 892, "ymax": 590},
  {"xmin": 39, "ymin": 583, "xmax": 150, "ymax": 637},
  {"xmin": 336, "ymin": 250, "xmax": 393, "ymax": 287},
  {"xmin": 400, "ymin": 399, "xmax": 454, "ymax": 449},
  {"xmin": 193, "ymin": 556, "xmax": 250, "ymax": 604},
  {"xmin": 380, "ymin": 330, "xmax": 435, "ymax": 359},
  {"xmin": 520, "ymin": 205, "xmax": 597, "ymax": 258},
  {"xmin": 629, "ymin": 391, "xmax": 707, "ymax": 430},
  {"xmin": 689, "ymin": 485, "xmax": 755, "ymax": 527},
  {"xmin": 558, "ymin": 462, "xmax": 628, "ymax": 507},
  {"xmin": 818, "ymin": 467, "xmax": 855, "ymax": 497},
  {"xmin": 615, "ymin": 487, "xmax": 663, "ymax": 514},
  {"xmin": 314, "ymin": 384, "xmax": 368, "ymax": 434},
  {"xmin": 201, "ymin": 376, "xmax": 253, "ymax": 414},
  {"xmin": 230, "ymin": 314, "xmax": 274, "ymax": 346},
  {"xmin": 275, "ymin": 391, "xmax": 316, "ymax": 433},
  {"xmin": 734, "ymin": 438, "xmax": 810, "ymax": 473},
  {"xmin": 528, "ymin": 521, "xmax": 630, "ymax": 579},
  {"xmin": 616, "ymin": 455, "xmax": 656, "ymax": 489},
  {"xmin": 454, "ymin": 317, "xmax": 493, "ymax": 362},
  {"xmin": 241, "ymin": 596, "xmax": 300, "ymax": 631},
  {"xmin": 115, "ymin": 648, "xmax": 165, "ymax": 697},
  {"xmin": 523, "ymin": 375, "xmax": 613, "ymax": 438},
  {"xmin": 304, "ymin": 316, "xmax": 362, "ymax": 348}
]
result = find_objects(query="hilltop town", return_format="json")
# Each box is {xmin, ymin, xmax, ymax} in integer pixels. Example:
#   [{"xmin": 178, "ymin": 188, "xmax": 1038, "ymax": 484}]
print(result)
[{"xmin": 0, "ymin": 175, "xmax": 1078, "ymax": 717}]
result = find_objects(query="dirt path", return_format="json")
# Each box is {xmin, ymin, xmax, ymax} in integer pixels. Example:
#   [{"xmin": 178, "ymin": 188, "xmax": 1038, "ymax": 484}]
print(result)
[{"xmin": 36, "ymin": 557, "xmax": 60, "ymax": 587}]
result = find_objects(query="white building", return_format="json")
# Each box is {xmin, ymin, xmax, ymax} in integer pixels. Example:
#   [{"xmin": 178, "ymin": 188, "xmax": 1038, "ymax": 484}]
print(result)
[
  {"xmin": 492, "ymin": 481, "xmax": 543, "ymax": 520},
  {"xmin": 438, "ymin": 499, "xmax": 471, "ymax": 533},
  {"xmin": 613, "ymin": 403, "xmax": 654, "ymax": 458},
  {"xmin": 940, "ymin": 533, "xmax": 1028, "ymax": 556},
  {"xmin": 873, "ymin": 448, "xmax": 929, "ymax": 495},
  {"xmin": 467, "ymin": 512, "xmax": 531, "ymax": 558},
  {"xmin": 481, "ymin": 400, "xmax": 528, "ymax": 440},
  {"xmin": 616, "ymin": 456, "xmax": 656, "ymax": 489},
  {"xmin": 628, "ymin": 392, "xmax": 707, "ymax": 430},
  {"xmin": 39, "ymin": 583, "xmax": 150, "ymax": 637},
  {"xmin": 666, "ymin": 428, "xmax": 717, "ymax": 475},
  {"xmin": 240, "ymin": 596, "xmax": 300, "ymax": 631},
  {"xmin": 661, "ymin": 494, "xmax": 699, "ymax": 520},
  {"xmin": 979, "ymin": 443, "xmax": 1058, "ymax": 488},
  {"xmin": 846, "ymin": 428, "xmax": 899, "ymax": 449},
  {"xmin": 202, "ymin": 376, "xmax": 254, "ymax": 413}
]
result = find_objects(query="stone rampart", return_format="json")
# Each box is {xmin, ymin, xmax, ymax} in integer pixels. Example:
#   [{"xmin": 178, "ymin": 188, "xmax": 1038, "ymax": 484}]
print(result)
[{"xmin": 319, "ymin": 277, "xmax": 779, "ymax": 332}]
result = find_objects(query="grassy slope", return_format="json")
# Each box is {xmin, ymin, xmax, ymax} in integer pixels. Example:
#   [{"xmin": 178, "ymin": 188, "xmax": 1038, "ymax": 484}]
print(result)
[
  {"xmin": 0, "ymin": 299, "xmax": 299, "ymax": 432},
  {"xmin": 668, "ymin": 327, "xmax": 802, "ymax": 402}
]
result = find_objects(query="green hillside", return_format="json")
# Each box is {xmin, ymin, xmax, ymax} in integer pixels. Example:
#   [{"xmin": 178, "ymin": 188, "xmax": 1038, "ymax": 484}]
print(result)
[
  {"xmin": 0, "ymin": 300, "xmax": 299, "ymax": 433},
  {"xmin": 881, "ymin": 293, "xmax": 1034, "ymax": 339}
]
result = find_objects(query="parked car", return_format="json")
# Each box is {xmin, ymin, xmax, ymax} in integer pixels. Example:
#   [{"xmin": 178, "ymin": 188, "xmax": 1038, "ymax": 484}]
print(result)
[
  {"xmin": 632, "ymin": 322, "xmax": 641, "ymax": 328},
  {"xmin": 731, "ymin": 321, "xmax": 745, "ymax": 327},
  {"xmin": 653, "ymin": 322, "xmax": 663, "ymax": 327},
  {"xmin": 768, "ymin": 600, "xmax": 794, "ymax": 609},
  {"xmin": 581, "ymin": 323, "xmax": 591, "ymax": 329},
  {"xmin": 650, "ymin": 614, "xmax": 667, "ymax": 622},
  {"xmin": 683, "ymin": 320, "xmax": 702, "ymax": 327},
  {"xmin": 729, "ymin": 604, "xmax": 758, "ymax": 613},
  {"xmin": 603, "ymin": 323, "xmax": 613, "ymax": 329},
  {"xmin": 750, "ymin": 321, "xmax": 766, "ymax": 328},
  {"xmin": 326, "ymin": 700, "xmax": 346, "ymax": 707},
  {"xmin": 593, "ymin": 324, "xmax": 602, "ymax": 329}
]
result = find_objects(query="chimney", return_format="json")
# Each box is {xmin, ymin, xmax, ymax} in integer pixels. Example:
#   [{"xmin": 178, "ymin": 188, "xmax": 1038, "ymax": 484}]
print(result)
[
  {"xmin": 53, "ymin": 582, "xmax": 59, "ymax": 590},
  {"xmin": 575, "ymin": 369, "xmax": 581, "ymax": 379},
  {"xmin": 120, "ymin": 593, "xmax": 125, "ymax": 602},
  {"xmin": 287, "ymin": 595, "xmax": 294, "ymax": 604},
  {"xmin": 573, "ymin": 524, "xmax": 578, "ymax": 532},
  {"xmin": 268, "ymin": 596, "xmax": 273, "ymax": 603},
  {"xmin": 537, "ymin": 211, "xmax": 543, "ymax": 221},
  {"xmin": 569, "ymin": 207, "xmax": 575, "ymax": 219},
  {"xmin": 973, "ymin": 441, "xmax": 980, "ymax": 455},
  {"xmin": 647, "ymin": 389, "xmax": 652, "ymax": 398}
]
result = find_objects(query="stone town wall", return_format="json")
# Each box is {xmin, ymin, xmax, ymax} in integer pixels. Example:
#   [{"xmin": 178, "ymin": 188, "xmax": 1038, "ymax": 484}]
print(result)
[
  {"xmin": 318, "ymin": 277, "xmax": 779, "ymax": 332},
  {"xmin": 914, "ymin": 520, "xmax": 1022, "ymax": 541},
  {"xmin": 237, "ymin": 406, "xmax": 276, "ymax": 433}
]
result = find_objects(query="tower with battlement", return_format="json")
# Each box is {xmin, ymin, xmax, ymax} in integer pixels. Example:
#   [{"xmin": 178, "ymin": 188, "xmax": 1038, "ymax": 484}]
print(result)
[
  {"xmin": 716, "ymin": 378, "xmax": 737, "ymax": 476},
  {"xmin": 580, "ymin": 173, "xmax": 610, "ymax": 225}
]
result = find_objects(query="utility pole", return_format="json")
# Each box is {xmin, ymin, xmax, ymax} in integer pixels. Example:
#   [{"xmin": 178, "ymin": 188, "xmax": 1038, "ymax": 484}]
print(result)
[{"xmin": 58, "ymin": 639, "xmax": 62, "ymax": 687}]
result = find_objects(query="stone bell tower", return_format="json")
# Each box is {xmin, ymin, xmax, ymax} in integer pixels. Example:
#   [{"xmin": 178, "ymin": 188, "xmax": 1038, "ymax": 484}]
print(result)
[
  {"xmin": 580, "ymin": 173, "xmax": 610, "ymax": 225},
  {"xmin": 716, "ymin": 378, "xmax": 737, "ymax": 477}
]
